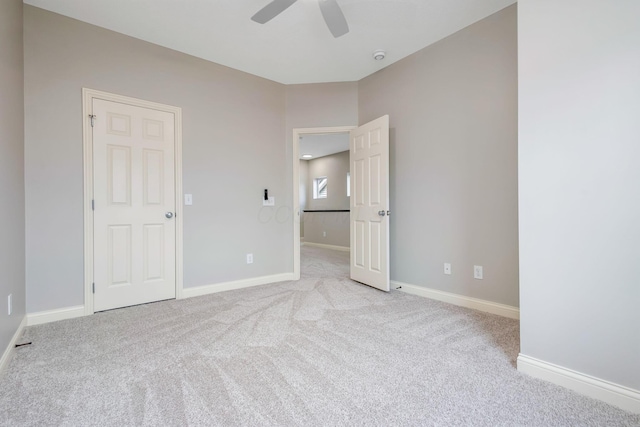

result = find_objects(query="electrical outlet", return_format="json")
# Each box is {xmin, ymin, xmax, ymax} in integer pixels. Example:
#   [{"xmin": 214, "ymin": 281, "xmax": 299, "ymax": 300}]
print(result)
[
  {"xmin": 444, "ymin": 263, "xmax": 451, "ymax": 275},
  {"xmin": 246, "ymin": 253, "xmax": 253, "ymax": 264},
  {"xmin": 474, "ymin": 265, "xmax": 483, "ymax": 280},
  {"xmin": 322, "ymin": 231, "xmax": 327, "ymax": 237},
  {"xmin": 8, "ymin": 294, "xmax": 12, "ymax": 316}
]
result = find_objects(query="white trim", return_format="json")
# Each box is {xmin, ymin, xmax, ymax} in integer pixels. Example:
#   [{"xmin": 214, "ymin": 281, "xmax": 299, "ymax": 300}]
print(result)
[
  {"xmin": 518, "ymin": 354, "xmax": 640, "ymax": 414},
  {"xmin": 182, "ymin": 273, "xmax": 295, "ymax": 299},
  {"xmin": 82, "ymin": 89, "xmax": 94, "ymax": 315},
  {"xmin": 303, "ymin": 242, "xmax": 350, "ymax": 252},
  {"xmin": 82, "ymin": 88, "xmax": 184, "ymax": 314},
  {"xmin": 392, "ymin": 280, "xmax": 520, "ymax": 319},
  {"xmin": 292, "ymin": 126, "xmax": 356, "ymax": 282},
  {"xmin": 0, "ymin": 316, "xmax": 27, "ymax": 375},
  {"xmin": 27, "ymin": 305, "xmax": 86, "ymax": 326}
]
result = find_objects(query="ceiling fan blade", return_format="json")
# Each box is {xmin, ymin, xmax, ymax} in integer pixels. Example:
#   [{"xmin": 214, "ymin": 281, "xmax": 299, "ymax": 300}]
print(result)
[
  {"xmin": 318, "ymin": 0, "xmax": 349, "ymax": 38},
  {"xmin": 251, "ymin": 0, "xmax": 298, "ymax": 24}
]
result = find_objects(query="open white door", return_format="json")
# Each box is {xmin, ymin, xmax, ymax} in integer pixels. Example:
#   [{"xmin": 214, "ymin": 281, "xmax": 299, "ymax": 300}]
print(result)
[
  {"xmin": 350, "ymin": 115, "xmax": 390, "ymax": 291},
  {"xmin": 92, "ymin": 98, "xmax": 177, "ymax": 311}
]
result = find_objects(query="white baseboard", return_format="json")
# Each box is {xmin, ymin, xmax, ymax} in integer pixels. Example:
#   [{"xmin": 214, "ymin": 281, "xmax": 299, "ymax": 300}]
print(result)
[
  {"xmin": 302, "ymin": 242, "xmax": 350, "ymax": 252},
  {"xmin": 27, "ymin": 305, "xmax": 86, "ymax": 326},
  {"xmin": 391, "ymin": 280, "xmax": 519, "ymax": 319},
  {"xmin": 182, "ymin": 273, "xmax": 295, "ymax": 299},
  {"xmin": 0, "ymin": 316, "xmax": 27, "ymax": 374},
  {"xmin": 24, "ymin": 274, "xmax": 296, "ymax": 325},
  {"xmin": 518, "ymin": 354, "xmax": 640, "ymax": 414}
]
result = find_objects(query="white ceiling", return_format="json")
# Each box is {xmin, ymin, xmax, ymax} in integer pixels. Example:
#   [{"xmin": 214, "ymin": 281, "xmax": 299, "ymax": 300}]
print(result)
[
  {"xmin": 24, "ymin": 0, "xmax": 516, "ymax": 84},
  {"xmin": 299, "ymin": 133, "xmax": 349, "ymax": 160}
]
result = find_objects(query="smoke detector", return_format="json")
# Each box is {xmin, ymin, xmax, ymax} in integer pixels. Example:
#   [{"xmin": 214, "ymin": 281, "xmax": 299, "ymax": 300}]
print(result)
[{"xmin": 372, "ymin": 50, "xmax": 386, "ymax": 61}]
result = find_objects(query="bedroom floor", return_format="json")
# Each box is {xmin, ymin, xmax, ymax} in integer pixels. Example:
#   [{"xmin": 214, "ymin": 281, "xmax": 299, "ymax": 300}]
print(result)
[{"xmin": 1, "ymin": 246, "xmax": 638, "ymax": 426}]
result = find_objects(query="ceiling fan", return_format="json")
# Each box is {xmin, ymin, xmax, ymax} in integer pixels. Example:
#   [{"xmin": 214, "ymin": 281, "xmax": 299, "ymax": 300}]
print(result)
[{"xmin": 251, "ymin": 0, "xmax": 349, "ymax": 38}]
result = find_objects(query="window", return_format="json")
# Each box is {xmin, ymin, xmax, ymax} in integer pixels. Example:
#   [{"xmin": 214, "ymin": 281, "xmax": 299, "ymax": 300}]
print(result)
[
  {"xmin": 347, "ymin": 172, "xmax": 350, "ymax": 197},
  {"xmin": 313, "ymin": 177, "xmax": 327, "ymax": 199}
]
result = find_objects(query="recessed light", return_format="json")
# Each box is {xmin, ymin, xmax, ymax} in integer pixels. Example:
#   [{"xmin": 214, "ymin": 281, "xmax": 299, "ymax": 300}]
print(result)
[
  {"xmin": 302, "ymin": 154, "xmax": 313, "ymax": 159},
  {"xmin": 373, "ymin": 50, "xmax": 386, "ymax": 61}
]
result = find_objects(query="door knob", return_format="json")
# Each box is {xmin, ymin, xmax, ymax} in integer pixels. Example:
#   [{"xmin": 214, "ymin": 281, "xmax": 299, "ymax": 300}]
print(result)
[
  {"xmin": 378, "ymin": 210, "xmax": 386, "ymax": 217},
  {"xmin": 165, "ymin": 212, "xmax": 174, "ymax": 219}
]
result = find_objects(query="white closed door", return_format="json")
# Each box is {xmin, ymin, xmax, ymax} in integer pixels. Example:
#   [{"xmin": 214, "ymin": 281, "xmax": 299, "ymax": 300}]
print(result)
[
  {"xmin": 93, "ymin": 99, "xmax": 176, "ymax": 312},
  {"xmin": 350, "ymin": 115, "xmax": 390, "ymax": 291}
]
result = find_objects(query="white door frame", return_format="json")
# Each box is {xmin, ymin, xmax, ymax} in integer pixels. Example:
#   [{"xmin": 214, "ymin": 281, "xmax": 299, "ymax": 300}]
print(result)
[
  {"xmin": 292, "ymin": 126, "xmax": 356, "ymax": 280},
  {"xmin": 82, "ymin": 88, "xmax": 184, "ymax": 315}
]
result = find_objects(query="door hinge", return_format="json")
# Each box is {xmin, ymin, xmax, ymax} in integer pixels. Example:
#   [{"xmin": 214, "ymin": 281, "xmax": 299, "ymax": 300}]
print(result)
[
  {"xmin": 91, "ymin": 199, "xmax": 95, "ymax": 211},
  {"xmin": 89, "ymin": 114, "xmax": 96, "ymax": 127},
  {"xmin": 92, "ymin": 282, "xmax": 95, "ymax": 294}
]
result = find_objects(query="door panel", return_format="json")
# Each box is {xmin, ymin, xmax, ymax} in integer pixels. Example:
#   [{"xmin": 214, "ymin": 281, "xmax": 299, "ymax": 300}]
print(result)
[
  {"xmin": 353, "ymin": 158, "xmax": 365, "ymax": 206},
  {"xmin": 350, "ymin": 115, "xmax": 390, "ymax": 291},
  {"xmin": 143, "ymin": 149, "xmax": 164, "ymax": 205},
  {"xmin": 93, "ymin": 99, "xmax": 176, "ymax": 311},
  {"xmin": 354, "ymin": 220, "xmax": 366, "ymax": 268},
  {"xmin": 143, "ymin": 224, "xmax": 165, "ymax": 282},
  {"xmin": 369, "ymin": 154, "xmax": 381, "ymax": 204},
  {"xmin": 108, "ymin": 225, "xmax": 132, "ymax": 286},
  {"xmin": 107, "ymin": 145, "xmax": 132, "ymax": 205}
]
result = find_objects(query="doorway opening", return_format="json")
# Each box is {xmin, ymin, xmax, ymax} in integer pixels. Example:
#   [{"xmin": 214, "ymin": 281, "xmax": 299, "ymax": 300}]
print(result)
[{"xmin": 292, "ymin": 126, "xmax": 355, "ymax": 280}]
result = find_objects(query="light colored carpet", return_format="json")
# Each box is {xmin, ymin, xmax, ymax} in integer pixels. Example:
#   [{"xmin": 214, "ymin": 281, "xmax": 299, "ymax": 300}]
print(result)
[{"xmin": 1, "ymin": 245, "xmax": 639, "ymax": 426}]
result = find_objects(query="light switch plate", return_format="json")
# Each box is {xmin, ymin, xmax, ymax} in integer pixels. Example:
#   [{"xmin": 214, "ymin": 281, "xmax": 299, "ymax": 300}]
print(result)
[
  {"xmin": 263, "ymin": 196, "xmax": 275, "ymax": 206},
  {"xmin": 184, "ymin": 194, "xmax": 193, "ymax": 205}
]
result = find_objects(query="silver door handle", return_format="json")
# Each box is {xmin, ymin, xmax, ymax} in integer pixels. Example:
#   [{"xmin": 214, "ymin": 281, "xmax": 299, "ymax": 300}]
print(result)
[
  {"xmin": 165, "ymin": 212, "xmax": 174, "ymax": 219},
  {"xmin": 378, "ymin": 210, "xmax": 386, "ymax": 217}
]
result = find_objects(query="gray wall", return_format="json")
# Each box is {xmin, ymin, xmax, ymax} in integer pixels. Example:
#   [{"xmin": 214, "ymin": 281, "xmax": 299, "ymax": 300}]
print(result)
[
  {"xmin": 305, "ymin": 151, "xmax": 350, "ymax": 211},
  {"xmin": 519, "ymin": 0, "xmax": 640, "ymax": 390},
  {"xmin": 303, "ymin": 150, "xmax": 350, "ymax": 247},
  {"xmin": 303, "ymin": 212, "xmax": 350, "ymax": 248},
  {"xmin": 285, "ymin": 83, "xmax": 358, "ymax": 131},
  {"xmin": 0, "ymin": 0, "xmax": 26, "ymax": 354},
  {"xmin": 284, "ymin": 83, "xmax": 358, "ymax": 267},
  {"xmin": 358, "ymin": 5, "xmax": 518, "ymax": 306},
  {"xmin": 24, "ymin": 6, "xmax": 287, "ymax": 313}
]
